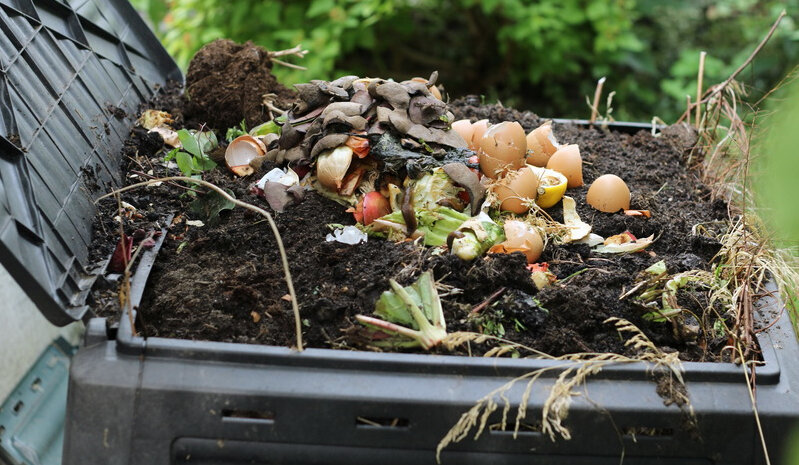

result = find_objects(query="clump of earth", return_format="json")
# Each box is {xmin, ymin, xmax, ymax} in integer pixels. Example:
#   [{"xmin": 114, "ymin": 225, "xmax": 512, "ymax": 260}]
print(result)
[{"xmin": 183, "ymin": 39, "xmax": 297, "ymax": 130}]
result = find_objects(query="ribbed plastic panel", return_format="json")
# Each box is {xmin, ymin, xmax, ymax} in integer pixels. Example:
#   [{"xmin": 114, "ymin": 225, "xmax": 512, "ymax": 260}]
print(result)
[{"xmin": 0, "ymin": 0, "xmax": 179, "ymax": 326}]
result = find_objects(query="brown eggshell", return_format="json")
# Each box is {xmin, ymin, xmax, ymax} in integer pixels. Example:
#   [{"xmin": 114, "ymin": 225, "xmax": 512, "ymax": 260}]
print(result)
[
  {"xmin": 469, "ymin": 119, "xmax": 489, "ymax": 151},
  {"xmin": 502, "ymin": 220, "xmax": 544, "ymax": 263},
  {"xmin": 526, "ymin": 123, "xmax": 559, "ymax": 167},
  {"xmin": 451, "ymin": 120, "xmax": 474, "ymax": 146},
  {"xmin": 494, "ymin": 166, "xmax": 540, "ymax": 213},
  {"xmin": 586, "ymin": 174, "xmax": 631, "ymax": 212},
  {"xmin": 478, "ymin": 121, "xmax": 527, "ymax": 179},
  {"xmin": 546, "ymin": 144, "xmax": 583, "ymax": 188}
]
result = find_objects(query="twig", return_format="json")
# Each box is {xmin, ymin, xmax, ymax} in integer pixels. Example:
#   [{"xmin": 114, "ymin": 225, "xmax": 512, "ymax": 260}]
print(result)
[
  {"xmin": 270, "ymin": 58, "xmax": 308, "ymax": 70},
  {"xmin": 696, "ymin": 51, "xmax": 707, "ymax": 128},
  {"xmin": 262, "ymin": 93, "xmax": 288, "ymax": 119},
  {"xmin": 130, "ymin": 170, "xmax": 203, "ymax": 194},
  {"xmin": 589, "ymin": 77, "xmax": 606, "ymax": 126},
  {"xmin": 268, "ymin": 44, "xmax": 308, "ymax": 59},
  {"xmin": 115, "ymin": 193, "xmax": 136, "ymax": 337},
  {"xmin": 677, "ymin": 10, "xmax": 786, "ymax": 124},
  {"xmin": 96, "ymin": 176, "xmax": 305, "ymax": 351},
  {"xmin": 470, "ymin": 287, "xmax": 506, "ymax": 315},
  {"xmin": 685, "ymin": 95, "xmax": 692, "ymax": 127}
]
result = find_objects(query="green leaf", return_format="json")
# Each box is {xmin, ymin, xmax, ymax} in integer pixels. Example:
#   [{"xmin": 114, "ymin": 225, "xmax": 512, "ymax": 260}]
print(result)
[
  {"xmin": 188, "ymin": 188, "xmax": 236, "ymax": 227},
  {"xmin": 177, "ymin": 129, "xmax": 201, "ymax": 158},
  {"xmin": 307, "ymin": 0, "xmax": 335, "ymax": 18},
  {"xmin": 175, "ymin": 151, "xmax": 194, "ymax": 177},
  {"xmin": 164, "ymin": 147, "xmax": 179, "ymax": 162},
  {"xmin": 196, "ymin": 156, "xmax": 217, "ymax": 171}
]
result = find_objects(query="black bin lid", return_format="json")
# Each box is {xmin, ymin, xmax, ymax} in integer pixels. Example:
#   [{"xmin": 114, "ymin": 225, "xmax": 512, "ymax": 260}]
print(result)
[{"xmin": 0, "ymin": 0, "xmax": 180, "ymax": 325}]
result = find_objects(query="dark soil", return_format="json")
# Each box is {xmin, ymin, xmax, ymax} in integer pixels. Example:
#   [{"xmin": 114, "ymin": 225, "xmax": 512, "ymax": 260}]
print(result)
[
  {"xmin": 183, "ymin": 39, "xmax": 297, "ymax": 130},
  {"xmin": 89, "ymin": 92, "xmax": 736, "ymax": 362}
]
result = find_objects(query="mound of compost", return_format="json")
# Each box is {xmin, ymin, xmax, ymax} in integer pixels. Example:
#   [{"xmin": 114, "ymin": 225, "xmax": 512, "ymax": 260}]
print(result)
[
  {"xmin": 184, "ymin": 39, "xmax": 297, "ymax": 130},
  {"xmin": 89, "ymin": 89, "xmax": 736, "ymax": 362}
]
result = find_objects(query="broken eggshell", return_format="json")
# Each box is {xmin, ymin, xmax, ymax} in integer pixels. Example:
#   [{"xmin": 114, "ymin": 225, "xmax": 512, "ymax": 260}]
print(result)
[
  {"xmin": 469, "ymin": 119, "xmax": 490, "ymax": 151},
  {"xmin": 586, "ymin": 174, "xmax": 631, "ymax": 213},
  {"xmin": 493, "ymin": 166, "xmax": 540, "ymax": 214},
  {"xmin": 546, "ymin": 144, "xmax": 583, "ymax": 188},
  {"xmin": 451, "ymin": 120, "xmax": 474, "ymax": 144},
  {"xmin": 225, "ymin": 135, "xmax": 266, "ymax": 177},
  {"xmin": 489, "ymin": 220, "xmax": 544, "ymax": 263},
  {"xmin": 478, "ymin": 121, "xmax": 527, "ymax": 179},
  {"xmin": 526, "ymin": 122, "xmax": 560, "ymax": 167}
]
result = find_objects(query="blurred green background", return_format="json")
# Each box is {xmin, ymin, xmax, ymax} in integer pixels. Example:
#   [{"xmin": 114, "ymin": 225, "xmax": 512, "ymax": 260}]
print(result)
[{"xmin": 131, "ymin": 0, "xmax": 798, "ymax": 122}]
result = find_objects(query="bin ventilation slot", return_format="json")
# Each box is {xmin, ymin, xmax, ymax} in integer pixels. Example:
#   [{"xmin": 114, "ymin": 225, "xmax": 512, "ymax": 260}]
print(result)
[
  {"xmin": 488, "ymin": 421, "xmax": 543, "ymax": 437},
  {"xmin": 221, "ymin": 409, "xmax": 275, "ymax": 425},
  {"xmin": 12, "ymin": 401, "xmax": 23, "ymax": 414},
  {"xmin": 355, "ymin": 416, "xmax": 409, "ymax": 429},
  {"xmin": 30, "ymin": 377, "xmax": 41, "ymax": 391},
  {"xmin": 623, "ymin": 426, "xmax": 675, "ymax": 438}
]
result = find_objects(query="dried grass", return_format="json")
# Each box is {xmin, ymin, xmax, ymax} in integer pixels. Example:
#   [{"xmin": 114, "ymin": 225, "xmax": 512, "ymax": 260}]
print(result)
[{"xmin": 435, "ymin": 318, "xmax": 687, "ymax": 462}]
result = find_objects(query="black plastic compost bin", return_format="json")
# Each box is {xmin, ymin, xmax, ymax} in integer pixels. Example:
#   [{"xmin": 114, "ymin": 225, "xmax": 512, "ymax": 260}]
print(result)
[{"xmin": 1, "ymin": 1, "xmax": 798, "ymax": 464}]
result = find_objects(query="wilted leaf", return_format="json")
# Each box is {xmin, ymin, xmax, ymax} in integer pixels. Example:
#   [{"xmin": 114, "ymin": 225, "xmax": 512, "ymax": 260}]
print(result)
[{"xmin": 189, "ymin": 188, "xmax": 236, "ymax": 226}]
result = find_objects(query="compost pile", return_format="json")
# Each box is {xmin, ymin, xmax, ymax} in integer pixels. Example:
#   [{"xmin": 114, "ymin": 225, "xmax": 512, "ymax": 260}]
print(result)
[{"xmin": 90, "ymin": 41, "xmax": 736, "ymax": 362}]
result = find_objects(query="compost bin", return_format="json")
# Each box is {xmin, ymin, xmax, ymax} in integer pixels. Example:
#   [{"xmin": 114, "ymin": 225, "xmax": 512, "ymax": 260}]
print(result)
[{"xmin": 0, "ymin": 1, "xmax": 798, "ymax": 464}]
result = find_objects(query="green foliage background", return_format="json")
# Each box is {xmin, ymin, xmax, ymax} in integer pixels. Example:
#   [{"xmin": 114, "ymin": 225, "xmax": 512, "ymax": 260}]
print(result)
[{"xmin": 132, "ymin": 0, "xmax": 798, "ymax": 122}]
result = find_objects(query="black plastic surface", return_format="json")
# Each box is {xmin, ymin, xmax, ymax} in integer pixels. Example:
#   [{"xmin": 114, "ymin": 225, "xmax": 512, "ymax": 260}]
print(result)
[
  {"xmin": 63, "ymin": 280, "xmax": 799, "ymax": 465},
  {"xmin": 0, "ymin": 0, "xmax": 179, "ymax": 326}
]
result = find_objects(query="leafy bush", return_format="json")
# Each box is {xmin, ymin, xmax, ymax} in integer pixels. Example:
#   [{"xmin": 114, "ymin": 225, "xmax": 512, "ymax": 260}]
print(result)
[{"xmin": 132, "ymin": 0, "xmax": 799, "ymax": 121}]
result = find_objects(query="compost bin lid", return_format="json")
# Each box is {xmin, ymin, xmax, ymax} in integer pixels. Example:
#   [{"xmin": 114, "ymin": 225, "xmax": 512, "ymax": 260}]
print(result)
[{"xmin": 0, "ymin": 0, "xmax": 180, "ymax": 325}]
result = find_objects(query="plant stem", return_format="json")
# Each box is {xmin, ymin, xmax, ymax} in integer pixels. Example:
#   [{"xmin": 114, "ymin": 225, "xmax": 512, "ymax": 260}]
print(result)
[
  {"xmin": 696, "ymin": 51, "xmax": 707, "ymax": 128},
  {"xmin": 589, "ymin": 77, "xmax": 606, "ymax": 126},
  {"xmin": 96, "ymin": 176, "xmax": 304, "ymax": 351}
]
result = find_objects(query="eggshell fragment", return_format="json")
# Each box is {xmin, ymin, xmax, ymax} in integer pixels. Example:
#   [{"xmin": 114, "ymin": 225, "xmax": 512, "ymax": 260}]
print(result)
[
  {"xmin": 586, "ymin": 174, "xmax": 631, "ymax": 213},
  {"xmin": 478, "ymin": 121, "xmax": 527, "ymax": 179},
  {"xmin": 493, "ymin": 166, "xmax": 539, "ymax": 213},
  {"xmin": 526, "ymin": 122, "xmax": 559, "ymax": 167},
  {"xmin": 546, "ymin": 144, "xmax": 583, "ymax": 188},
  {"xmin": 469, "ymin": 119, "xmax": 490, "ymax": 151},
  {"xmin": 488, "ymin": 220, "xmax": 544, "ymax": 263},
  {"xmin": 451, "ymin": 120, "xmax": 474, "ymax": 145},
  {"xmin": 226, "ymin": 135, "xmax": 266, "ymax": 177}
]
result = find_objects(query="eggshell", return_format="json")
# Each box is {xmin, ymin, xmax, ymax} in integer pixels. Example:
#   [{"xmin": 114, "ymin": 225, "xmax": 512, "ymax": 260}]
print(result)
[
  {"xmin": 546, "ymin": 144, "xmax": 583, "ymax": 188},
  {"xmin": 494, "ymin": 166, "xmax": 539, "ymax": 213},
  {"xmin": 586, "ymin": 174, "xmax": 631, "ymax": 212},
  {"xmin": 226, "ymin": 135, "xmax": 266, "ymax": 176},
  {"xmin": 526, "ymin": 123, "xmax": 559, "ymax": 166},
  {"xmin": 469, "ymin": 119, "xmax": 490, "ymax": 151},
  {"xmin": 502, "ymin": 220, "xmax": 544, "ymax": 263},
  {"xmin": 451, "ymin": 120, "xmax": 474, "ymax": 146},
  {"xmin": 411, "ymin": 77, "xmax": 442, "ymax": 99},
  {"xmin": 478, "ymin": 121, "xmax": 527, "ymax": 179}
]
